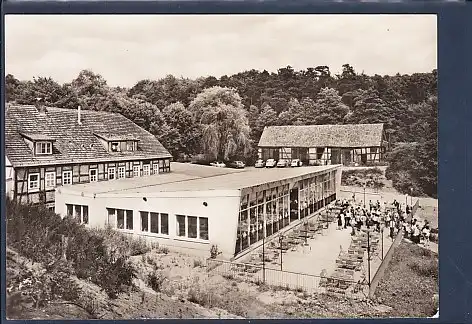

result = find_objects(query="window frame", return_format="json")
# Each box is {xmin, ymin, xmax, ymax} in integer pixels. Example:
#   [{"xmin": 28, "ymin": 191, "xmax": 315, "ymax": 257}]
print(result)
[
  {"xmin": 28, "ymin": 173, "xmax": 40, "ymax": 192},
  {"xmin": 126, "ymin": 141, "xmax": 134, "ymax": 151},
  {"xmin": 45, "ymin": 171, "xmax": 56, "ymax": 189},
  {"xmin": 62, "ymin": 170, "xmax": 72, "ymax": 185},
  {"xmin": 153, "ymin": 163, "xmax": 159, "ymax": 175},
  {"xmin": 133, "ymin": 165, "xmax": 140, "ymax": 177},
  {"xmin": 89, "ymin": 168, "xmax": 98, "ymax": 182},
  {"xmin": 109, "ymin": 208, "xmax": 133, "ymax": 231},
  {"xmin": 117, "ymin": 166, "xmax": 126, "ymax": 179},
  {"xmin": 108, "ymin": 167, "xmax": 116, "ymax": 180},
  {"xmin": 65, "ymin": 203, "xmax": 89, "ymax": 225},
  {"xmin": 35, "ymin": 141, "xmax": 52, "ymax": 155},
  {"xmin": 143, "ymin": 164, "xmax": 150, "ymax": 176},
  {"xmin": 139, "ymin": 211, "xmax": 169, "ymax": 235},
  {"xmin": 175, "ymin": 214, "xmax": 209, "ymax": 241},
  {"xmin": 110, "ymin": 142, "xmax": 120, "ymax": 152}
]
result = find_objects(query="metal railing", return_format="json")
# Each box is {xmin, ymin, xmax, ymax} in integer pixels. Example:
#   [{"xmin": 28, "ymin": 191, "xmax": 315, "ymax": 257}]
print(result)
[{"xmin": 207, "ymin": 258, "xmax": 368, "ymax": 299}]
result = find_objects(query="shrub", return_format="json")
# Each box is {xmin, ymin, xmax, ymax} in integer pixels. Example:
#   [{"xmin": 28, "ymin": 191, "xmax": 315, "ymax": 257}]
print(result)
[
  {"xmin": 193, "ymin": 259, "xmax": 204, "ymax": 268},
  {"xmin": 157, "ymin": 246, "xmax": 169, "ymax": 254},
  {"xmin": 147, "ymin": 271, "xmax": 167, "ymax": 292},
  {"xmin": 210, "ymin": 245, "xmax": 219, "ymax": 259},
  {"xmin": 6, "ymin": 198, "xmax": 137, "ymax": 300},
  {"xmin": 222, "ymin": 273, "xmax": 234, "ymax": 280}
]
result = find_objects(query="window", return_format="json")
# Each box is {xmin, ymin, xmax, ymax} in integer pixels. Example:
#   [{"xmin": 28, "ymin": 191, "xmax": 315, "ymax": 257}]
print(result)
[
  {"xmin": 188, "ymin": 216, "xmax": 198, "ymax": 238},
  {"xmin": 175, "ymin": 215, "xmax": 209, "ymax": 240},
  {"xmin": 126, "ymin": 210, "xmax": 133, "ymax": 230},
  {"xmin": 133, "ymin": 165, "xmax": 140, "ymax": 177},
  {"xmin": 35, "ymin": 142, "xmax": 52, "ymax": 155},
  {"xmin": 110, "ymin": 208, "xmax": 133, "ymax": 230},
  {"xmin": 126, "ymin": 141, "xmax": 136, "ymax": 151},
  {"xmin": 45, "ymin": 171, "xmax": 56, "ymax": 188},
  {"xmin": 111, "ymin": 142, "xmax": 120, "ymax": 152},
  {"xmin": 150, "ymin": 212, "xmax": 159, "ymax": 233},
  {"xmin": 65, "ymin": 203, "xmax": 89, "ymax": 224},
  {"xmin": 143, "ymin": 164, "xmax": 150, "ymax": 176},
  {"xmin": 141, "ymin": 211, "xmax": 149, "ymax": 231},
  {"xmin": 199, "ymin": 217, "xmax": 209, "ymax": 240},
  {"xmin": 153, "ymin": 163, "xmax": 159, "ymax": 175},
  {"xmin": 108, "ymin": 167, "xmax": 116, "ymax": 180},
  {"xmin": 28, "ymin": 173, "xmax": 40, "ymax": 191},
  {"xmin": 176, "ymin": 215, "xmax": 186, "ymax": 237},
  {"xmin": 117, "ymin": 209, "xmax": 125, "ymax": 228},
  {"xmin": 89, "ymin": 169, "xmax": 98, "ymax": 182},
  {"xmin": 140, "ymin": 211, "xmax": 168, "ymax": 234},
  {"xmin": 118, "ymin": 167, "xmax": 125, "ymax": 179},
  {"xmin": 66, "ymin": 204, "xmax": 73, "ymax": 217},
  {"xmin": 161, "ymin": 214, "xmax": 169, "ymax": 235},
  {"xmin": 63, "ymin": 171, "xmax": 72, "ymax": 185}
]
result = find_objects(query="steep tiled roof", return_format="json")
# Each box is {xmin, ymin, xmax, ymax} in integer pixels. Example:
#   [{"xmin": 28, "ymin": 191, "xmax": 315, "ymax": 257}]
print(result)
[
  {"xmin": 258, "ymin": 124, "xmax": 384, "ymax": 148},
  {"xmin": 5, "ymin": 104, "xmax": 172, "ymax": 167}
]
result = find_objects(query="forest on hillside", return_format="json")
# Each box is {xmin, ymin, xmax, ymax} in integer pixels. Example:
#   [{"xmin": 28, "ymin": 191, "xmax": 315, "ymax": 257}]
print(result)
[{"xmin": 5, "ymin": 64, "xmax": 438, "ymax": 197}]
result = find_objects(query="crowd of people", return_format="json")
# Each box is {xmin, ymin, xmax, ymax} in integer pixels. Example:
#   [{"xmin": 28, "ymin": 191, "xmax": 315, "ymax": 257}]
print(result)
[{"xmin": 334, "ymin": 196, "xmax": 432, "ymax": 245}]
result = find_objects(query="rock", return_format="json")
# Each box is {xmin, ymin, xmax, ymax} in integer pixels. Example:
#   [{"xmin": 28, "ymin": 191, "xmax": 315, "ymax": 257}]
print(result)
[{"xmin": 372, "ymin": 304, "xmax": 393, "ymax": 313}]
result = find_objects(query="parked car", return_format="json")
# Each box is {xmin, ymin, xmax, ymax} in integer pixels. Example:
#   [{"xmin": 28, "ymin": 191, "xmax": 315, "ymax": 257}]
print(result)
[
  {"xmin": 254, "ymin": 159, "xmax": 265, "ymax": 168},
  {"xmin": 265, "ymin": 159, "xmax": 277, "ymax": 168},
  {"xmin": 290, "ymin": 159, "xmax": 303, "ymax": 167},
  {"xmin": 228, "ymin": 161, "xmax": 245, "ymax": 169},
  {"xmin": 277, "ymin": 159, "xmax": 288, "ymax": 168},
  {"xmin": 210, "ymin": 161, "xmax": 226, "ymax": 168}
]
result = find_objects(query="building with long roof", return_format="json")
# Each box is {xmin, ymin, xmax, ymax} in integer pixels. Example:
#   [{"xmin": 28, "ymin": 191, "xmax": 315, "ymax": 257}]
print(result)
[
  {"xmin": 55, "ymin": 162, "xmax": 342, "ymax": 259},
  {"xmin": 5, "ymin": 102, "xmax": 172, "ymax": 210},
  {"xmin": 258, "ymin": 123, "xmax": 388, "ymax": 166}
]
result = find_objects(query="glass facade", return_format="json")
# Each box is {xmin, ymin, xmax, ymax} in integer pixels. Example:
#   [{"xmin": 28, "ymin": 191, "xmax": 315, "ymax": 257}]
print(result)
[{"xmin": 234, "ymin": 170, "xmax": 337, "ymax": 256}]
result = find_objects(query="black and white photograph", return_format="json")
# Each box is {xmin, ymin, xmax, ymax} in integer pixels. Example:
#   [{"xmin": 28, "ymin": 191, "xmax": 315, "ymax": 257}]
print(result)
[{"xmin": 4, "ymin": 14, "xmax": 438, "ymax": 319}]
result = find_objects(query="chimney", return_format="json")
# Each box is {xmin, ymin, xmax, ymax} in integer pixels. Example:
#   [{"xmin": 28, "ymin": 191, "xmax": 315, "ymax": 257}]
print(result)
[
  {"xmin": 35, "ymin": 97, "xmax": 47, "ymax": 114},
  {"xmin": 77, "ymin": 105, "xmax": 82, "ymax": 125}
]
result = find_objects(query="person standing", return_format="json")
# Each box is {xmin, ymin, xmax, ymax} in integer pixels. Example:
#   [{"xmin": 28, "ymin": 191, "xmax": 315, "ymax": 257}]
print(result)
[
  {"xmin": 350, "ymin": 217, "xmax": 357, "ymax": 236},
  {"xmin": 389, "ymin": 219, "xmax": 395, "ymax": 240},
  {"xmin": 337, "ymin": 211, "xmax": 343, "ymax": 230},
  {"xmin": 345, "ymin": 209, "xmax": 351, "ymax": 230}
]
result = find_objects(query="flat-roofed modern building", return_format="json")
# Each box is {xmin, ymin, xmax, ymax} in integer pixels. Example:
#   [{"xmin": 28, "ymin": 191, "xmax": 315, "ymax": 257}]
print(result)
[{"xmin": 55, "ymin": 163, "xmax": 342, "ymax": 260}]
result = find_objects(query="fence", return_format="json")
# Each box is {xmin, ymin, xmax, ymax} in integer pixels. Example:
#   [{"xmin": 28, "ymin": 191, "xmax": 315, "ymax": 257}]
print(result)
[
  {"xmin": 207, "ymin": 258, "xmax": 369, "ymax": 299},
  {"xmin": 368, "ymin": 198, "xmax": 420, "ymax": 298}
]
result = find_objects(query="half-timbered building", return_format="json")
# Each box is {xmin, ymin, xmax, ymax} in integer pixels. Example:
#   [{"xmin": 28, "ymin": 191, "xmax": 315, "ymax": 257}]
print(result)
[
  {"xmin": 258, "ymin": 123, "xmax": 388, "ymax": 166},
  {"xmin": 5, "ymin": 102, "xmax": 172, "ymax": 210}
]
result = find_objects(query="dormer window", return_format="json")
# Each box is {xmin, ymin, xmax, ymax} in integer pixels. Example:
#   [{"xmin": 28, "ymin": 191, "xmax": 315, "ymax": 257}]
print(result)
[
  {"xmin": 20, "ymin": 133, "xmax": 55, "ymax": 156},
  {"xmin": 36, "ymin": 142, "xmax": 52, "ymax": 155},
  {"xmin": 94, "ymin": 133, "xmax": 140, "ymax": 153}
]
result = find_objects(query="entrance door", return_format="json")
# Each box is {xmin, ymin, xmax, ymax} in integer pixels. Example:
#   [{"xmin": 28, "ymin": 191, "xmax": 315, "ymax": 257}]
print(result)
[
  {"xmin": 361, "ymin": 154, "xmax": 367, "ymax": 165},
  {"xmin": 331, "ymin": 149, "xmax": 341, "ymax": 164},
  {"xmin": 342, "ymin": 150, "xmax": 352, "ymax": 166}
]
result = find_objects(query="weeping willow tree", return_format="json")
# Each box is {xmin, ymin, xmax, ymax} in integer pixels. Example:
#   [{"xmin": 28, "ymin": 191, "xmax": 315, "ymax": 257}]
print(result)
[{"xmin": 189, "ymin": 86, "xmax": 251, "ymax": 161}]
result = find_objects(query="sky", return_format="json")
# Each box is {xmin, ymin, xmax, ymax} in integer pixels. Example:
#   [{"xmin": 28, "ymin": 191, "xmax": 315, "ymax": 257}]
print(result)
[{"xmin": 5, "ymin": 14, "xmax": 437, "ymax": 87}]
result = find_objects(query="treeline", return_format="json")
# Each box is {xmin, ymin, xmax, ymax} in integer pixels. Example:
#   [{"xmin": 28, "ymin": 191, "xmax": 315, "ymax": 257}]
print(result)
[{"xmin": 5, "ymin": 64, "xmax": 437, "ymax": 197}]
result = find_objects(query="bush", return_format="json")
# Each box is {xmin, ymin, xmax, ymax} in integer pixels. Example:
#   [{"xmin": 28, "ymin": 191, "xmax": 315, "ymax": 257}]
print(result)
[
  {"xmin": 147, "ymin": 271, "xmax": 167, "ymax": 292},
  {"xmin": 341, "ymin": 168, "xmax": 385, "ymax": 189},
  {"xmin": 193, "ymin": 259, "xmax": 203, "ymax": 268},
  {"xmin": 6, "ymin": 198, "xmax": 137, "ymax": 300}
]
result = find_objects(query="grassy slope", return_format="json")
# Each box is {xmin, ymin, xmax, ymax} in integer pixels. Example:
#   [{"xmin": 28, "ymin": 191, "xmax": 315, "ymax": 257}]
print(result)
[{"xmin": 374, "ymin": 240, "xmax": 438, "ymax": 317}]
